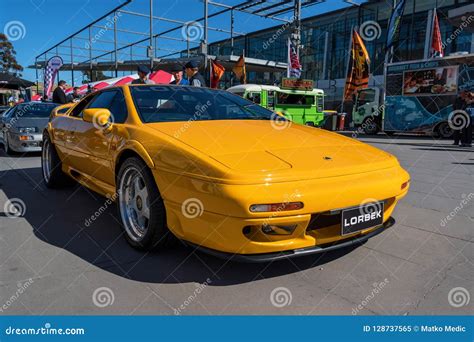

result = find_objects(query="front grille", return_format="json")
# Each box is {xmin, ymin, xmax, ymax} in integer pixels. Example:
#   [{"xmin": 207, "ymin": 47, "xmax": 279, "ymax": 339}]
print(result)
[{"xmin": 306, "ymin": 212, "xmax": 340, "ymax": 231}]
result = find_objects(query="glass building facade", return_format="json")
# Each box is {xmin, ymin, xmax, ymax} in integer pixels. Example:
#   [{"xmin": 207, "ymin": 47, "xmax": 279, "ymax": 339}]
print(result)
[{"xmin": 204, "ymin": 0, "xmax": 473, "ymax": 107}]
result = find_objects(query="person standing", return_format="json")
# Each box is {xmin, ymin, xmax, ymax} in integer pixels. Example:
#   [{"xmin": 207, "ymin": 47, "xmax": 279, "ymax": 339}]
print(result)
[
  {"xmin": 461, "ymin": 92, "xmax": 473, "ymax": 147},
  {"xmin": 52, "ymin": 80, "xmax": 68, "ymax": 104},
  {"xmin": 67, "ymin": 87, "xmax": 82, "ymax": 102},
  {"xmin": 185, "ymin": 60, "xmax": 206, "ymax": 87},
  {"xmin": 132, "ymin": 65, "xmax": 155, "ymax": 84},
  {"xmin": 169, "ymin": 65, "xmax": 189, "ymax": 85}
]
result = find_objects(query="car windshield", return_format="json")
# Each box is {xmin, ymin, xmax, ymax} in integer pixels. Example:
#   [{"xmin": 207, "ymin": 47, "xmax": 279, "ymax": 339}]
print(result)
[
  {"xmin": 130, "ymin": 86, "xmax": 278, "ymax": 123},
  {"xmin": 14, "ymin": 103, "xmax": 58, "ymax": 118}
]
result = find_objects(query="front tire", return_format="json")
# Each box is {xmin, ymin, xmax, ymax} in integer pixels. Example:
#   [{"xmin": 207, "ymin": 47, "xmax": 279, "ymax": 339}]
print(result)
[
  {"xmin": 362, "ymin": 117, "xmax": 380, "ymax": 135},
  {"xmin": 41, "ymin": 133, "xmax": 71, "ymax": 188},
  {"xmin": 3, "ymin": 134, "xmax": 13, "ymax": 155},
  {"xmin": 117, "ymin": 157, "xmax": 173, "ymax": 251}
]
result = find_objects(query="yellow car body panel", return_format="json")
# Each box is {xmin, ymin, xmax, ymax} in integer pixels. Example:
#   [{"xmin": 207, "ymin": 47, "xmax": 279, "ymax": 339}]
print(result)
[{"xmin": 47, "ymin": 85, "xmax": 410, "ymax": 258}]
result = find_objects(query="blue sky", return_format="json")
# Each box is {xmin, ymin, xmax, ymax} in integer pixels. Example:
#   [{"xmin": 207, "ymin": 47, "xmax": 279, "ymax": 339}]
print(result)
[{"xmin": 0, "ymin": 0, "xmax": 360, "ymax": 83}]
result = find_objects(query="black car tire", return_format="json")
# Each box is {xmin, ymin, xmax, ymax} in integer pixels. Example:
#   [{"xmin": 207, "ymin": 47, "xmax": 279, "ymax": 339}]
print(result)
[
  {"xmin": 41, "ymin": 133, "xmax": 72, "ymax": 188},
  {"xmin": 117, "ymin": 157, "xmax": 175, "ymax": 251}
]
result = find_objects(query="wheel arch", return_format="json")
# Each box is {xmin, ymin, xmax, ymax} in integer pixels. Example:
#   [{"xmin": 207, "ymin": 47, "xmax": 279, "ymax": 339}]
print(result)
[{"xmin": 114, "ymin": 142, "xmax": 155, "ymax": 176}]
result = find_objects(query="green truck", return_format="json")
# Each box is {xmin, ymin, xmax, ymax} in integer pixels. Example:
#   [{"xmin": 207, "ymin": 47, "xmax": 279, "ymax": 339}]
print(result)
[{"xmin": 227, "ymin": 80, "xmax": 325, "ymax": 126}]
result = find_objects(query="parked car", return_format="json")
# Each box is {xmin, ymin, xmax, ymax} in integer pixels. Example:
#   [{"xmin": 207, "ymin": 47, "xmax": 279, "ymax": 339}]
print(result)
[
  {"xmin": 0, "ymin": 102, "xmax": 59, "ymax": 154},
  {"xmin": 41, "ymin": 85, "xmax": 410, "ymax": 262}
]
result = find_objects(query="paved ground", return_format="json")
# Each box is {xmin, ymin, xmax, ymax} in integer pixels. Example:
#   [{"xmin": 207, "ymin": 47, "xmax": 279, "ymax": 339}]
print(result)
[{"xmin": 0, "ymin": 135, "xmax": 472, "ymax": 315}]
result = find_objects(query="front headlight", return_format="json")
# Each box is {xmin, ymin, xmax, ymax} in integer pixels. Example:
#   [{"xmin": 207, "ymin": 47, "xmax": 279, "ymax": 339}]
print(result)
[{"xmin": 17, "ymin": 127, "xmax": 37, "ymax": 133}]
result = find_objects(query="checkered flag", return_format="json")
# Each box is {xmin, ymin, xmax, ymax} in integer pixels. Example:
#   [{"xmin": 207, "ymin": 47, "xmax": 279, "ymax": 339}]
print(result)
[{"xmin": 43, "ymin": 56, "xmax": 63, "ymax": 98}]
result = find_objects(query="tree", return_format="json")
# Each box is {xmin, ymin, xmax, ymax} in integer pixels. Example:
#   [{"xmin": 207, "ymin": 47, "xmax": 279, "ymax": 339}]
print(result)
[{"xmin": 0, "ymin": 33, "xmax": 23, "ymax": 75}]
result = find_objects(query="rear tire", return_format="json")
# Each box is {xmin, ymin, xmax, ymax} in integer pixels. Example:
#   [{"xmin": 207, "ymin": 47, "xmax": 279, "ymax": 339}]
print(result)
[
  {"xmin": 117, "ymin": 157, "xmax": 174, "ymax": 251},
  {"xmin": 434, "ymin": 122, "xmax": 453, "ymax": 139},
  {"xmin": 41, "ymin": 133, "xmax": 71, "ymax": 188}
]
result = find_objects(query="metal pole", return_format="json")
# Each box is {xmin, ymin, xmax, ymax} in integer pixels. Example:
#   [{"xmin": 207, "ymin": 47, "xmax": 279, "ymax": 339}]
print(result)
[
  {"xmin": 114, "ymin": 11, "xmax": 118, "ymax": 77},
  {"xmin": 230, "ymin": 9, "xmax": 234, "ymax": 56},
  {"xmin": 35, "ymin": 58, "xmax": 39, "ymax": 94},
  {"xmin": 204, "ymin": 0, "xmax": 208, "ymax": 68},
  {"xmin": 88, "ymin": 26, "xmax": 93, "ymax": 81},
  {"xmin": 294, "ymin": 0, "xmax": 302, "ymax": 56},
  {"xmin": 322, "ymin": 31, "xmax": 329, "ymax": 80},
  {"xmin": 70, "ymin": 39, "xmax": 74, "ymax": 86},
  {"xmin": 149, "ymin": 0, "xmax": 154, "ymax": 69}
]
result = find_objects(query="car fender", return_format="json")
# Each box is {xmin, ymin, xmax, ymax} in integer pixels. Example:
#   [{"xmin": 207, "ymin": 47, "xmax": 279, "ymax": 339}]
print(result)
[{"xmin": 114, "ymin": 139, "xmax": 155, "ymax": 170}]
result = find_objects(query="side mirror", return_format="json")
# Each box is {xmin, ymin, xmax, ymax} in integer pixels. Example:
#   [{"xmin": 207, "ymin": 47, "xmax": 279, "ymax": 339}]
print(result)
[{"xmin": 83, "ymin": 108, "xmax": 112, "ymax": 128}]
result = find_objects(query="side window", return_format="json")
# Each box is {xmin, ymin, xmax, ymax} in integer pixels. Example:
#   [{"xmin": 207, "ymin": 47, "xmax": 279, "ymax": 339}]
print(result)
[
  {"xmin": 69, "ymin": 94, "xmax": 97, "ymax": 118},
  {"xmin": 108, "ymin": 91, "xmax": 128, "ymax": 123},
  {"xmin": 87, "ymin": 91, "xmax": 117, "ymax": 110}
]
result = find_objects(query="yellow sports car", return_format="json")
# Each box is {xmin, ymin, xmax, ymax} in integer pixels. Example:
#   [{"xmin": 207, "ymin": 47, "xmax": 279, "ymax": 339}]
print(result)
[{"xmin": 42, "ymin": 85, "xmax": 410, "ymax": 262}]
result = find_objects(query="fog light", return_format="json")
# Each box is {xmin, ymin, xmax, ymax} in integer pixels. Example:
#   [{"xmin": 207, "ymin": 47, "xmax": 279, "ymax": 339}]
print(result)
[
  {"xmin": 249, "ymin": 202, "xmax": 303, "ymax": 213},
  {"xmin": 262, "ymin": 224, "xmax": 297, "ymax": 235}
]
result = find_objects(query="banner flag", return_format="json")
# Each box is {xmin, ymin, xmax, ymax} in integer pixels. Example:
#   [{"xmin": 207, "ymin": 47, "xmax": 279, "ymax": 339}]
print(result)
[
  {"xmin": 344, "ymin": 30, "xmax": 371, "ymax": 101},
  {"xmin": 386, "ymin": 0, "xmax": 407, "ymax": 49},
  {"xmin": 232, "ymin": 53, "xmax": 246, "ymax": 84},
  {"xmin": 431, "ymin": 8, "xmax": 444, "ymax": 58},
  {"xmin": 210, "ymin": 58, "xmax": 225, "ymax": 89},
  {"xmin": 43, "ymin": 56, "xmax": 63, "ymax": 98},
  {"xmin": 287, "ymin": 37, "xmax": 302, "ymax": 78}
]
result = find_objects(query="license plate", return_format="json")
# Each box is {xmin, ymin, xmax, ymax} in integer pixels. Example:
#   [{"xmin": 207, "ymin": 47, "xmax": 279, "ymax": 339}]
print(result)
[{"xmin": 341, "ymin": 202, "xmax": 384, "ymax": 235}]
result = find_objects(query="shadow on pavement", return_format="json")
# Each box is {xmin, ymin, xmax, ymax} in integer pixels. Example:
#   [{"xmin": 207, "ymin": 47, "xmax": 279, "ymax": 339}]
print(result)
[{"xmin": 0, "ymin": 165, "xmax": 362, "ymax": 286}]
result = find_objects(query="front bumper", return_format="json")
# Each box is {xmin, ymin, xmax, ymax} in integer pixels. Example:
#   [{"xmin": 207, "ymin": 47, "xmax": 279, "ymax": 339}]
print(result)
[
  {"xmin": 7, "ymin": 132, "xmax": 42, "ymax": 152},
  {"xmin": 186, "ymin": 217, "xmax": 395, "ymax": 262}
]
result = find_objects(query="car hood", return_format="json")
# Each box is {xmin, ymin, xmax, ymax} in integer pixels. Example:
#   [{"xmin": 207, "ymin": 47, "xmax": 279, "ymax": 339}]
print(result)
[
  {"xmin": 147, "ymin": 120, "xmax": 399, "ymax": 179},
  {"xmin": 10, "ymin": 117, "xmax": 49, "ymax": 133}
]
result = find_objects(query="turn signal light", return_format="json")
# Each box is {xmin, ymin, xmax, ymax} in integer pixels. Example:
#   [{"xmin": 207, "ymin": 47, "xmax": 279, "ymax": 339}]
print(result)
[
  {"xmin": 19, "ymin": 135, "xmax": 33, "ymax": 141},
  {"xmin": 249, "ymin": 202, "xmax": 304, "ymax": 213}
]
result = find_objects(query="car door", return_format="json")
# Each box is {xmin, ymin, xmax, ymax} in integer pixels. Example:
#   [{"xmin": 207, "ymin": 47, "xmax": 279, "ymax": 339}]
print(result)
[
  {"xmin": 68, "ymin": 89, "xmax": 127, "ymax": 185},
  {"xmin": 52, "ymin": 94, "xmax": 97, "ymax": 157}
]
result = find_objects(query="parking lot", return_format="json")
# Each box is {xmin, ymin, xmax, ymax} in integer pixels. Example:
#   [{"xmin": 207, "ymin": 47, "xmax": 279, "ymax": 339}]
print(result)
[{"xmin": 0, "ymin": 135, "xmax": 472, "ymax": 315}]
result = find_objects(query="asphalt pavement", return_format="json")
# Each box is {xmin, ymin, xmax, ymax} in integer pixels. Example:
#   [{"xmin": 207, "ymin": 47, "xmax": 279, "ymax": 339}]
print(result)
[{"xmin": 0, "ymin": 135, "xmax": 472, "ymax": 315}]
